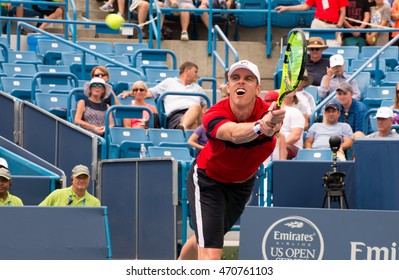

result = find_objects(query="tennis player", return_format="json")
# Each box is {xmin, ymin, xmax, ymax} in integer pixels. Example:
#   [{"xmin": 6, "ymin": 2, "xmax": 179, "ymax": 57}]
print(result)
[{"xmin": 178, "ymin": 60, "xmax": 285, "ymax": 260}]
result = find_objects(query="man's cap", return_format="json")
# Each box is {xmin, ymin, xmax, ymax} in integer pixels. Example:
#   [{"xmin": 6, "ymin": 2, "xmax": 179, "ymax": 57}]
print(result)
[
  {"xmin": 307, "ymin": 37, "xmax": 328, "ymax": 50},
  {"xmin": 228, "ymin": 60, "xmax": 261, "ymax": 84},
  {"xmin": 0, "ymin": 167, "xmax": 11, "ymax": 180},
  {"xmin": 72, "ymin": 164, "xmax": 90, "ymax": 177},
  {"xmin": 330, "ymin": 54, "xmax": 345, "ymax": 68},
  {"xmin": 336, "ymin": 81, "xmax": 353, "ymax": 93},
  {"xmin": 263, "ymin": 90, "xmax": 279, "ymax": 102},
  {"xmin": 376, "ymin": 107, "xmax": 394, "ymax": 119},
  {"xmin": 0, "ymin": 157, "xmax": 8, "ymax": 169},
  {"xmin": 324, "ymin": 101, "xmax": 340, "ymax": 111}
]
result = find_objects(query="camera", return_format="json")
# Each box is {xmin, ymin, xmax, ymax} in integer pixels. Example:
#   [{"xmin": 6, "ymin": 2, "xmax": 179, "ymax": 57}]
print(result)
[{"xmin": 321, "ymin": 135, "xmax": 349, "ymax": 209}]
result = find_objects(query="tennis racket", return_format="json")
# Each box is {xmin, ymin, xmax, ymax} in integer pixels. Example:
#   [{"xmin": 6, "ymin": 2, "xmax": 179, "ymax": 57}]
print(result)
[{"xmin": 276, "ymin": 28, "xmax": 307, "ymax": 108}]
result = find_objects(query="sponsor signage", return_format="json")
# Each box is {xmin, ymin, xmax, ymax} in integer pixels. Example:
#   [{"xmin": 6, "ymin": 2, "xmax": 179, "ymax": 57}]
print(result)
[{"xmin": 239, "ymin": 206, "xmax": 399, "ymax": 260}]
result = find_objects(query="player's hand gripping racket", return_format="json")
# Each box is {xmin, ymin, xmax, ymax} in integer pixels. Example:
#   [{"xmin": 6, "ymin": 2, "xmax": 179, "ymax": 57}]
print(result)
[{"xmin": 276, "ymin": 28, "xmax": 307, "ymax": 108}]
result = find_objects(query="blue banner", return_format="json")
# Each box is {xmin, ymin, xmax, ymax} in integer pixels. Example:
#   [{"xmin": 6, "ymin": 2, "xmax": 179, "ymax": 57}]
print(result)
[{"xmin": 239, "ymin": 206, "xmax": 399, "ymax": 260}]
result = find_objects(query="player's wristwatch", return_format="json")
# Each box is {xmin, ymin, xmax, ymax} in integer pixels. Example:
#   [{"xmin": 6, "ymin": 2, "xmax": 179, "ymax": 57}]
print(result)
[{"xmin": 253, "ymin": 121, "xmax": 262, "ymax": 135}]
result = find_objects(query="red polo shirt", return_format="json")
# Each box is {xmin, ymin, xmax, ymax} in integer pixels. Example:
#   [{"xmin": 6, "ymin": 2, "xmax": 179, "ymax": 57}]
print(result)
[
  {"xmin": 197, "ymin": 97, "xmax": 276, "ymax": 183},
  {"xmin": 306, "ymin": 0, "xmax": 348, "ymax": 23}
]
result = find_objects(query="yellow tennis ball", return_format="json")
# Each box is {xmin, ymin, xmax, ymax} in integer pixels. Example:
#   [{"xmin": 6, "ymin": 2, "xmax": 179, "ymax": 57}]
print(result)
[{"xmin": 105, "ymin": 13, "xmax": 125, "ymax": 30}]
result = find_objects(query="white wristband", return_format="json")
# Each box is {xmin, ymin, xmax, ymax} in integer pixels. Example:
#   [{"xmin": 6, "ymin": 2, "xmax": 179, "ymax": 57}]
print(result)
[{"xmin": 253, "ymin": 121, "xmax": 262, "ymax": 135}]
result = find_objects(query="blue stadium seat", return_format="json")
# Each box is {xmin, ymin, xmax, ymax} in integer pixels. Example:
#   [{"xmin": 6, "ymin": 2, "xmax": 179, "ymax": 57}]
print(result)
[
  {"xmin": 7, "ymin": 50, "xmax": 42, "ymax": 66},
  {"xmin": 104, "ymin": 105, "xmax": 155, "ymax": 158},
  {"xmin": 380, "ymin": 72, "xmax": 399, "ymax": 86},
  {"xmin": 0, "ymin": 76, "xmax": 33, "ymax": 101},
  {"xmin": 271, "ymin": 0, "xmax": 314, "ymax": 28},
  {"xmin": 360, "ymin": 46, "xmax": 398, "ymax": 71},
  {"xmin": 67, "ymin": 87, "xmax": 85, "ymax": 123},
  {"xmin": 2, "ymin": 63, "xmax": 37, "ymax": 77},
  {"xmin": 148, "ymin": 128, "xmax": 195, "ymax": 156},
  {"xmin": 156, "ymin": 92, "xmax": 211, "ymax": 128},
  {"xmin": 36, "ymin": 39, "xmax": 76, "ymax": 65},
  {"xmin": 351, "ymin": 59, "xmax": 386, "ymax": 85},
  {"xmin": 61, "ymin": 53, "xmax": 98, "ymax": 80},
  {"xmin": 363, "ymin": 86, "xmax": 395, "ymax": 109},
  {"xmin": 131, "ymin": 49, "xmax": 177, "ymax": 73},
  {"xmin": 380, "ymin": 99, "xmax": 394, "ymax": 107},
  {"xmin": 353, "ymin": 71, "xmax": 371, "ymax": 100},
  {"xmin": 37, "ymin": 65, "xmax": 71, "ymax": 73},
  {"xmin": 31, "ymin": 72, "xmax": 79, "ymax": 103},
  {"xmin": 113, "ymin": 42, "xmax": 148, "ymax": 63},
  {"xmin": 323, "ymin": 46, "xmax": 360, "ymax": 63},
  {"xmin": 234, "ymin": 0, "xmax": 267, "ymax": 41},
  {"xmin": 145, "ymin": 69, "xmax": 179, "ymax": 84},
  {"xmin": 295, "ymin": 149, "xmax": 333, "ymax": 160},
  {"xmin": 107, "ymin": 67, "xmax": 143, "ymax": 95},
  {"xmin": 305, "ymin": 85, "xmax": 320, "ymax": 105},
  {"xmin": 97, "ymin": 55, "xmax": 130, "ymax": 67},
  {"xmin": 147, "ymin": 146, "xmax": 194, "ymax": 162},
  {"xmin": 35, "ymin": 93, "xmax": 69, "ymax": 119},
  {"xmin": 77, "ymin": 41, "xmax": 114, "ymax": 56},
  {"xmin": 106, "ymin": 127, "xmax": 153, "ymax": 159}
]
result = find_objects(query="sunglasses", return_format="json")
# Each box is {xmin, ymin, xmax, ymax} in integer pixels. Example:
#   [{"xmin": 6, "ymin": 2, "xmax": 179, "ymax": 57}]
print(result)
[
  {"xmin": 93, "ymin": 73, "xmax": 108, "ymax": 77},
  {"xmin": 133, "ymin": 88, "xmax": 146, "ymax": 92},
  {"xmin": 309, "ymin": 48, "xmax": 321, "ymax": 52},
  {"xmin": 91, "ymin": 83, "xmax": 104, "ymax": 88}
]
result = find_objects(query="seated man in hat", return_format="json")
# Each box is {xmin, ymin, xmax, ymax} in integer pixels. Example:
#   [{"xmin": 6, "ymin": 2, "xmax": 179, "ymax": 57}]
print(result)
[
  {"xmin": 0, "ymin": 168, "xmax": 24, "ymax": 206},
  {"xmin": 305, "ymin": 101, "xmax": 354, "ymax": 161},
  {"xmin": 335, "ymin": 81, "xmax": 370, "ymax": 139},
  {"xmin": 39, "ymin": 165, "xmax": 100, "ymax": 207},
  {"xmin": 319, "ymin": 54, "xmax": 361, "ymax": 101},
  {"xmin": 305, "ymin": 37, "xmax": 330, "ymax": 86},
  {"xmin": 364, "ymin": 107, "xmax": 399, "ymax": 138}
]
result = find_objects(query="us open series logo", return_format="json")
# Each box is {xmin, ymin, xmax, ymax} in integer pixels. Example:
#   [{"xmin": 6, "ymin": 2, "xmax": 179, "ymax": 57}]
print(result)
[{"xmin": 262, "ymin": 216, "xmax": 324, "ymax": 260}]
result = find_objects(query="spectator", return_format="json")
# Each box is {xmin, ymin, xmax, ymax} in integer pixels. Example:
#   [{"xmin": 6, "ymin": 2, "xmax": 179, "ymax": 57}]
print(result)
[
  {"xmin": 391, "ymin": 0, "xmax": 399, "ymax": 44},
  {"xmin": 390, "ymin": 82, "xmax": 399, "ymax": 123},
  {"xmin": 187, "ymin": 124, "xmax": 208, "ymax": 157},
  {"xmin": 91, "ymin": 66, "xmax": 121, "ymax": 106},
  {"xmin": 305, "ymin": 101, "xmax": 354, "ymax": 160},
  {"xmin": 366, "ymin": 0, "xmax": 390, "ymax": 46},
  {"xmin": 165, "ymin": 0, "xmax": 196, "ymax": 41},
  {"xmin": 99, "ymin": 0, "xmax": 165, "ymax": 39},
  {"xmin": 335, "ymin": 81, "xmax": 370, "ymax": 138},
  {"xmin": 198, "ymin": 0, "xmax": 232, "ymax": 29},
  {"xmin": 319, "ymin": 54, "xmax": 361, "ymax": 100},
  {"xmin": 120, "ymin": 61, "xmax": 207, "ymax": 131},
  {"xmin": 280, "ymin": 91, "xmax": 306, "ymax": 159},
  {"xmin": 0, "ymin": 157, "xmax": 8, "ymax": 169},
  {"xmin": 74, "ymin": 77, "xmax": 114, "ymax": 136},
  {"xmin": 366, "ymin": 107, "xmax": 399, "ymax": 138},
  {"xmin": 263, "ymin": 90, "xmax": 288, "ymax": 161},
  {"xmin": 31, "ymin": 1, "xmax": 67, "ymax": 33},
  {"xmin": 343, "ymin": 0, "xmax": 371, "ymax": 47},
  {"xmin": 275, "ymin": 0, "xmax": 347, "ymax": 46},
  {"xmin": 123, "ymin": 81, "xmax": 160, "ymax": 128},
  {"xmin": 305, "ymin": 37, "xmax": 330, "ymax": 86},
  {"xmin": 0, "ymin": 168, "xmax": 23, "ymax": 206},
  {"xmin": 39, "ymin": 165, "xmax": 100, "ymax": 207},
  {"xmin": 295, "ymin": 74, "xmax": 316, "ymax": 112}
]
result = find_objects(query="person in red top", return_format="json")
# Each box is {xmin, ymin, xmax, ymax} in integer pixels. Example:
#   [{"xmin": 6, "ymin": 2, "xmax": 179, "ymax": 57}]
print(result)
[
  {"xmin": 275, "ymin": 0, "xmax": 348, "ymax": 46},
  {"xmin": 178, "ymin": 60, "xmax": 285, "ymax": 260}
]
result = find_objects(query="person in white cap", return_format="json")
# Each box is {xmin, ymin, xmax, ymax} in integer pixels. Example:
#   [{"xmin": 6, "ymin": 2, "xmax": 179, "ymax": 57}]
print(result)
[
  {"xmin": 0, "ymin": 168, "xmax": 23, "ymax": 206},
  {"xmin": 319, "ymin": 54, "xmax": 361, "ymax": 101},
  {"xmin": 178, "ymin": 60, "xmax": 285, "ymax": 260},
  {"xmin": 39, "ymin": 165, "xmax": 100, "ymax": 207},
  {"xmin": 74, "ymin": 77, "xmax": 114, "ymax": 136},
  {"xmin": 121, "ymin": 61, "xmax": 207, "ymax": 131},
  {"xmin": 366, "ymin": 107, "xmax": 399, "ymax": 138},
  {"xmin": 0, "ymin": 158, "xmax": 8, "ymax": 169}
]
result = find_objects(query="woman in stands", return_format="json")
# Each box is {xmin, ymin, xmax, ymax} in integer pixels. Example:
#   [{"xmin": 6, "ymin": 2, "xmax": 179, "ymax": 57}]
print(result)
[
  {"xmin": 123, "ymin": 81, "xmax": 160, "ymax": 128},
  {"xmin": 91, "ymin": 66, "xmax": 121, "ymax": 106},
  {"xmin": 74, "ymin": 77, "xmax": 114, "ymax": 136}
]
